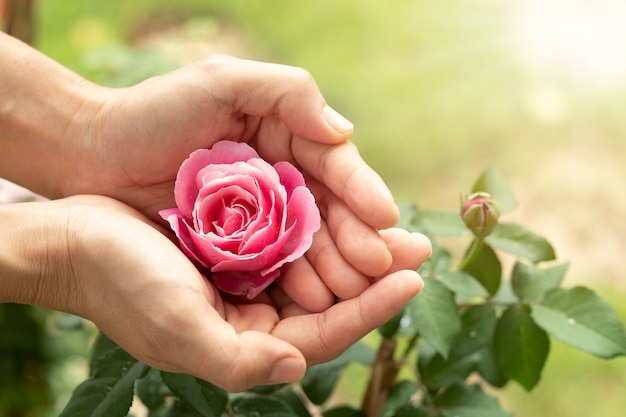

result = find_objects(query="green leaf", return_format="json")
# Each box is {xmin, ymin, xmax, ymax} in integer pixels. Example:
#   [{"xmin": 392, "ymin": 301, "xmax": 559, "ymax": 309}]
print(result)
[
  {"xmin": 377, "ymin": 380, "xmax": 420, "ymax": 417},
  {"xmin": 511, "ymin": 261, "xmax": 568, "ymax": 301},
  {"xmin": 301, "ymin": 341, "xmax": 375, "ymax": 405},
  {"xmin": 476, "ymin": 345, "xmax": 509, "ymax": 388},
  {"xmin": 389, "ymin": 404, "xmax": 435, "ymax": 417},
  {"xmin": 451, "ymin": 305, "xmax": 498, "ymax": 357},
  {"xmin": 485, "ymin": 223, "xmax": 556, "ymax": 263},
  {"xmin": 231, "ymin": 396, "xmax": 296, "ymax": 417},
  {"xmin": 426, "ymin": 303, "xmax": 496, "ymax": 389},
  {"xmin": 437, "ymin": 271, "xmax": 489, "ymax": 304},
  {"xmin": 378, "ymin": 310, "xmax": 404, "ymax": 339},
  {"xmin": 60, "ymin": 333, "xmax": 150, "ymax": 417},
  {"xmin": 246, "ymin": 383, "xmax": 287, "ymax": 395},
  {"xmin": 412, "ymin": 209, "xmax": 472, "ymax": 237},
  {"xmin": 435, "ymin": 382, "xmax": 512, "ymax": 417},
  {"xmin": 396, "ymin": 202, "xmax": 418, "ymax": 231},
  {"xmin": 161, "ymin": 372, "xmax": 228, "ymax": 417},
  {"xmin": 163, "ymin": 400, "xmax": 201, "ymax": 417},
  {"xmin": 89, "ymin": 332, "xmax": 127, "ymax": 376},
  {"xmin": 322, "ymin": 407, "xmax": 367, "ymax": 417},
  {"xmin": 460, "ymin": 240, "xmax": 502, "ymax": 296},
  {"xmin": 54, "ymin": 313, "xmax": 86, "ymax": 331},
  {"xmin": 419, "ymin": 242, "xmax": 452, "ymax": 275},
  {"xmin": 136, "ymin": 368, "xmax": 168, "ymax": 411},
  {"xmin": 409, "ymin": 277, "xmax": 462, "ymax": 358},
  {"xmin": 494, "ymin": 304, "xmax": 549, "ymax": 390},
  {"xmin": 301, "ymin": 366, "xmax": 341, "ymax": 406},
  {"xmin": 274, "ymin": 389, "xmax": 313, "ymax": 417},
  {"xmin": 59, "ymin": 361, "xmax": 150, "ymax": 417},
  {"xmin": 531, "ymin": 287, "xmax": 626, "ymax": 358},
  {"xmin": 419, "ymin": 351, "xmax": 481, "ymax": 390},
  {"xmin": 471, "ymin": 164, "xmax": 517, "ymax": 213},
  {"xmin": 491, "ymin": 279, "xmax": 517, "ymax": 305}
]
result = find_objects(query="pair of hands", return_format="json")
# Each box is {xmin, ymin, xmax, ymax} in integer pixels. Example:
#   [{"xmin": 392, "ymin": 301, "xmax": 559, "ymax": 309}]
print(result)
[{"xmin": 5, "ymin": 51, "xmax": 431, "ymax": 391}]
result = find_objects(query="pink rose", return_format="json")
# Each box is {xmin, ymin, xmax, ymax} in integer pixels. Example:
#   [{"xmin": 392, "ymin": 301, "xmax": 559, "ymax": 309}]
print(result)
[{"xmin": 159, "ymin": 141, "xmax": 321, "ymax": 299}]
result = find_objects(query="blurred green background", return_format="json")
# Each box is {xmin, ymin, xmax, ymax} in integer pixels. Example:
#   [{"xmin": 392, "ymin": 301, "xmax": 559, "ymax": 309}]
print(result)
[{"xmin": 4, "ymin": 0, "xmax": 626, "ymax": 415}]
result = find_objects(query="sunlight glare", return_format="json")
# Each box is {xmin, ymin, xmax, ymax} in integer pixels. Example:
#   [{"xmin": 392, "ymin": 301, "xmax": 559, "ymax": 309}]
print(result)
[{"xmin": 510, "ymin": 0, "xmax": 626, "ymax": 86}]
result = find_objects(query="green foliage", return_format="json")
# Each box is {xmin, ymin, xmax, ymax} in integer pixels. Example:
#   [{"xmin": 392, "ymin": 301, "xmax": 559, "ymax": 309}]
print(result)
[
  {"xmin": 59, "ymin": 335, "xmax": 150, "ymax": 417},
  {"xmin": 0, "ymin": 305, "xmax": 52, "ymax": 417},
  {"xmin": 409, "ymin": 277, "xmax": 462, "ymax": 358},
  {"xmin": 531, "ymin": 287, "xmax": 626, "ymax": 358},
  {"xmin": 57, "ymin": 166, "xmax": 626, "ymax": 417},
  {"xmin": 493, "ymin": 304, "xmax": 549, "ymax": 390}
]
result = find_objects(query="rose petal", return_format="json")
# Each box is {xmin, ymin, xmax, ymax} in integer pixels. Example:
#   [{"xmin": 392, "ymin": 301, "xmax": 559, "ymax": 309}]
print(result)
[
  {"xmin": 211, "ymin": 269, "xmax": 281, "ymax": 299},
  {"xmin": 273, "ymin": 186, "xmax": 321, "ymax": 266},
  {"xmin": 240, "ymin": 189, "xmax": 280, "ymax": 254},
  {"xmin": 195, "ymin": 183, "xmax": 258, "ymax": 234},
  {"xmin": 187, "ymin": 229, "xmax": 244, "ymax": 266},
  {"xmin": 211, "ymin": 224, "xmax": 295, "ymax": 273},
  {"xmin": 174, "ymin": 149, "xmax": 214, "ymax": 217},
  {"xmin": 174, "ymin": 143, "xmax": 261, "ymax": 216},
  {"xmin": 204, "ymin": 141, "xmax": 260, "ymax": 165},
  {"xmin": 274, "ymin": 161, "xmax": 307, "ymax": 198},
  {"xmin": 251, "ymin": 186, "xmax": 319, "ymax": 277},
  {"xmin": 159, "ymin": 208, "xmax": 209, "ymax": 266},
  {"xmin": 245, "ymin": 158, "xmax": 283, "ymax": 185}
]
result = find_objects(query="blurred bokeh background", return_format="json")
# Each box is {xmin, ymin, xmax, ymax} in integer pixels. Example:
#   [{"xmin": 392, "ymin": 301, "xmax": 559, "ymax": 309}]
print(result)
[{"xmin": 2, "ymin": 0, "xmax": 626, "ymax": 415}]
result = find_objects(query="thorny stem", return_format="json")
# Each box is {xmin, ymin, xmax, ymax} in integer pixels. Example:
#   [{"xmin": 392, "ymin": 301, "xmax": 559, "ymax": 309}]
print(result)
[{"xmin": 361, "ymin": 337, "xmax": 400, "ymax": 417}]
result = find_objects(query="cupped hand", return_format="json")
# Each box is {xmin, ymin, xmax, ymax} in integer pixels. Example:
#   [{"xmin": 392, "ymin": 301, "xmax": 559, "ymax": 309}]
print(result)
[
  {"xmin": 52, "ymin": 196, "xmax": 429, "ymax": 392},
  {"xmin": 67, "ymin": 55, "xmax": 406, "ymax": 311},
  {"xmin": 72, "ymin": 55, "xmax": 365, "ymax": 221}
]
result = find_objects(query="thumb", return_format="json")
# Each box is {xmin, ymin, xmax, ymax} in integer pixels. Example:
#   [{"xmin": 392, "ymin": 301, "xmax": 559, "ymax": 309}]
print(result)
[{"xmin": 178, "ymin": 311, "xmax": 307, "ymax": 392}]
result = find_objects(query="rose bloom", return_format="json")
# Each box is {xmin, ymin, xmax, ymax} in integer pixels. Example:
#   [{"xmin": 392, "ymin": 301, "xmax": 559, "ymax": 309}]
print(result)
[{"xmin": 159, "ymin": 141, "xmax": 321, "ymax": 299}]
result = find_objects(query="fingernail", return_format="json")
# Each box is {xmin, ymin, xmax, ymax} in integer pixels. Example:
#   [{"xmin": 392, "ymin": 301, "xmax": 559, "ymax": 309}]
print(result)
[
  {"xmin": 323, "ymin": 105, "xmax": 354, "ymax": 133},
  {"xmin": 268, "ymin": 357, "xmax": 306, "ymax": 384}
]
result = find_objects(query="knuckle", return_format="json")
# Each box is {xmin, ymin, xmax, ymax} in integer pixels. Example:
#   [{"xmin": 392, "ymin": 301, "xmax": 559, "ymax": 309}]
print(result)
[{"xmin": 287, "ymin": 66, "xmax": 316, "ymax": 85}]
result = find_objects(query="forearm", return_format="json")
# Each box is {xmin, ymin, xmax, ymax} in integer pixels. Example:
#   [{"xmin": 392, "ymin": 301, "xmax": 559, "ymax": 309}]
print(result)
[
  {"xmin": 0, "ymin": 32, "xmax": 105, "ymax": 198},
  {"xmin": 0, "ymin": 200, "xmax": 77, "ymax": 310}
]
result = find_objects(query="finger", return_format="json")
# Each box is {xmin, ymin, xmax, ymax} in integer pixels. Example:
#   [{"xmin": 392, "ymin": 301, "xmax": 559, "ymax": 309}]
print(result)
[
  {"xmin": 136, "ymin": 302, "xmax": 306, "ymax": 392},
  {"xmin": 192, "ymin": 302, "xmax": 308, "ymax": 390},
  {"xmin": 309, "ymin": 179, "xmax": 392, "ymax": 278},
  {"xmin": 276, "ymin": 256, "xmax": 336, "ymax": 312},
  {"xmin": 200, "ymin": 55, "xmax": 353, "ymax": 144},
  {"xmin": 193, "ymin": 326, "xmax": 307, "ymax": 391},
  {"xmin": 279, "ymin": 303, "xmax": 311, "ymax": 319},
  {"xmin": 266, "ymin": 285, "xmax": 315, "ymax": 319},
  {"xmin": 293, "ymin": 139, "xmax": 399, "ymax": 229},
  {"xmin": 272, "ymin": 269, "xmax": 424, "ymax": 365},
  {"xmin": 303, "ymin": 218, "xmax": 371, "ymax": 299},
  {"xmin": 378, "ymin": 229, "xmax": 433, "ymax": 276}
]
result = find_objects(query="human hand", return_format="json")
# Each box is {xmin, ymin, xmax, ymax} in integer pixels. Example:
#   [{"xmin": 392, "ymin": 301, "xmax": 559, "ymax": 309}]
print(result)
[
  {"xmin": 3, "ymin": 196, "xmax": 429, "ymax": 392},
  {"xmin": 63, "ymin": 55, "xmax": 411, "ymax": 311}
]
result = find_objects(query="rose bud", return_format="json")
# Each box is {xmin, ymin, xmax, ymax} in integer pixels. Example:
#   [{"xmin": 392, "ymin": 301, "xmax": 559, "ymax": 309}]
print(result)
[
  {"xmin": 159, "ymin": 141, "xmax": 321, "ymax": 299},
  {"xmin": 461, "ymin": 192, "xmax": 500, "ymax": 237}
]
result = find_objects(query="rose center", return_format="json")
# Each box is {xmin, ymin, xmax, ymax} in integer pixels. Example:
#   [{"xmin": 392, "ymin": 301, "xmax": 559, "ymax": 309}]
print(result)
[{"xmin": 214, "ymin": 197, "xmax": 257, "ymax": 236}]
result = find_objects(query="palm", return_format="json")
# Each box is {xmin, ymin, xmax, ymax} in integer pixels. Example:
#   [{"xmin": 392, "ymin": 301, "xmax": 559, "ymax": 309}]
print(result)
[{"xmin": 72, "ymin": 197, "xmax": 428, "ymax": 390}]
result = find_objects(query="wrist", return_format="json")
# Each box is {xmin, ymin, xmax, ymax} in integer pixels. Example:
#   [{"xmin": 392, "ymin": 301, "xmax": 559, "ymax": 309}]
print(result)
[
  {"xmin": 0, "ymin": 32, "xmax": 110, "ymax": 199},
  {"xmin": 0, "ymin": 199, "xmax": 81, "ymax": 312}
]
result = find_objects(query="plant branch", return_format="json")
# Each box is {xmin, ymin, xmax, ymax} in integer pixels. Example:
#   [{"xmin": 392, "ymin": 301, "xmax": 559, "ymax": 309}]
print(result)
[{"xmin": 361, "ymin": 337, "xmax": 400, "ymax": 417}]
